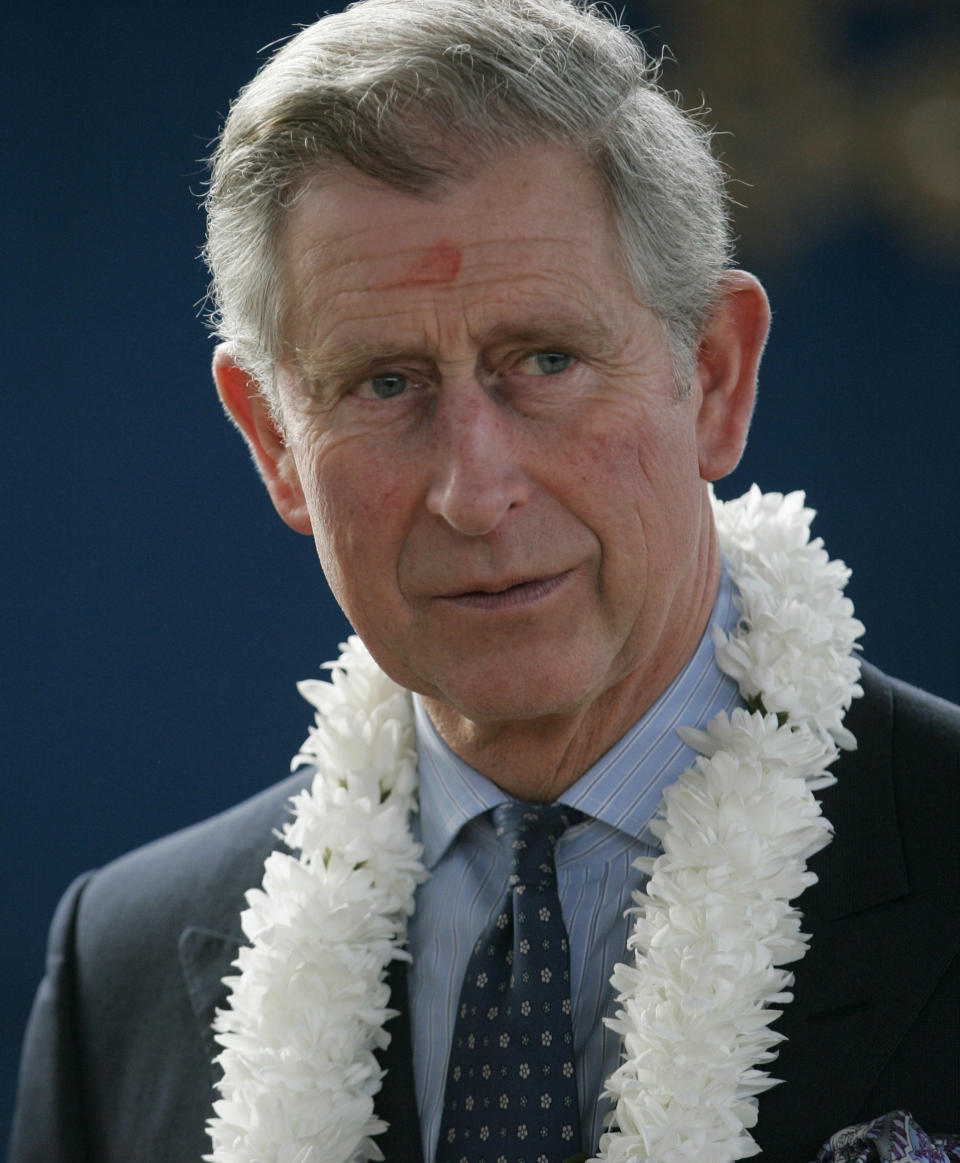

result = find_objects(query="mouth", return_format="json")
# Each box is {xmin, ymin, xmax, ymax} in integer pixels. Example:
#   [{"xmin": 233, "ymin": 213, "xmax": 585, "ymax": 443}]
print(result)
[{"xmin": 441, "ymin": 570, "xmax": 574, "ymax": 611}]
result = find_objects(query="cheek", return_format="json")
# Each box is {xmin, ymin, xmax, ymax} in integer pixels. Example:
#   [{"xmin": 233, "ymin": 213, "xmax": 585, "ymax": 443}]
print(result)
[
  {"xmin": 564, "ymin": 423, "xmax": 648, "ymax": 505},
  {"xmin": 303, "ymin": 444, "xmax": 414, "ymax": 573},
  {"xmin": 633, "ymin": 411, "xmax": 703, "ymax": 497},
  {"xmin": 563, "ymin": 411, "xmax": 701, "ymax": 552}
]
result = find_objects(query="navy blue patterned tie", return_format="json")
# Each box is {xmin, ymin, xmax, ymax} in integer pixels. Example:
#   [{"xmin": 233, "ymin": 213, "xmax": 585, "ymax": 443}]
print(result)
[{"xmin": 436, "ymin": 802, "xmax": 584, "ymax": 1163}]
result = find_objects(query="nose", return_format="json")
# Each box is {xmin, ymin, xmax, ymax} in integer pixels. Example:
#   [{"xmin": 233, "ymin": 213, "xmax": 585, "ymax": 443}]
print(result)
[{"xmin": 425, "ymin": 382, "xmax": 531, "ymax": 536}]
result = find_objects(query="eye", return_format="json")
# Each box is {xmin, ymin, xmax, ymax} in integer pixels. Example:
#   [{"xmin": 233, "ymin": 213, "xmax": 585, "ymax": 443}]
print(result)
[
  {"xmin": 356, "ymin": 372, "xmax": 412, "ymax": 400},
  {"xmin": 518, "ymin": 351, "xmax": 576, "ymax": 376}
]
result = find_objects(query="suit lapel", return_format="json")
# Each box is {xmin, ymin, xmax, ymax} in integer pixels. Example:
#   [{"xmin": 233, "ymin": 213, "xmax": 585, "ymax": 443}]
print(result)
[
  {"xmin": 376, "ymin": 959, "xmax": 426, "ymax": 1161},
  {"xmin": 175, "ymin": 777, "xmax": 312, "ymax": 1073},
  {"xmin": 178, "ymin": 925, "xmax": 244, "ymax": 1069}
]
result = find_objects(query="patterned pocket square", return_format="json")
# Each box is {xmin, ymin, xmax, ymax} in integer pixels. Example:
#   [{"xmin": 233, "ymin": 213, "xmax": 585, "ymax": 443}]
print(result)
[{"xmin": 815, "ymin": 1111, "xmax": 960, "ymax": 1163}]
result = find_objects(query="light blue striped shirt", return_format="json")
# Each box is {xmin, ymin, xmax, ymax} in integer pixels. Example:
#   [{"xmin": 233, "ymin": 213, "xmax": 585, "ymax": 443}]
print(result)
[{"xmin": 407, "ymin": 569, "xmax": 742, "ymax": 1158}]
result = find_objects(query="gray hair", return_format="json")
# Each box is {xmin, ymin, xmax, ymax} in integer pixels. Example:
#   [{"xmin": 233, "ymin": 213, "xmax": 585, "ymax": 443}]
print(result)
[{"xmin": 204, "ymin": 0, "xmax": 733, "ymax": 402}]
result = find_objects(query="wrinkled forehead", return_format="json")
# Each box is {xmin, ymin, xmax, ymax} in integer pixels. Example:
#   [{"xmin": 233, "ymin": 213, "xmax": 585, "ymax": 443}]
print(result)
[{"xmin": 276, "ymin": 145, "xmax": 633, "ymax": 324}]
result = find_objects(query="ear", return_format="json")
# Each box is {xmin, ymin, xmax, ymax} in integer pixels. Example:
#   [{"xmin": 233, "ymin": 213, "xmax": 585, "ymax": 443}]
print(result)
[
  {"xmin": 212, "ymin": 345, "xmax": 313, "ymax": 534},
  {"xmin": 694, "ymin": 270, "xmax": 771, "ymax": 482}
]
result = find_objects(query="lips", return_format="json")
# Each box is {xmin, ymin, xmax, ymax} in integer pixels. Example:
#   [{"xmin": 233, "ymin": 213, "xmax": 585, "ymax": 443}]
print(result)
[{"xmin": 440, "ymin": 570, "xmax": 573, "ymax": 611}]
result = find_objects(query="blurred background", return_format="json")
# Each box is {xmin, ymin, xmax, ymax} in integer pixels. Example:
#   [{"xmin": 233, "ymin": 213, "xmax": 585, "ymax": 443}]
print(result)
[{"xmin": 3, "ymin": 0, "xmax": 958, "ymax": 1145}]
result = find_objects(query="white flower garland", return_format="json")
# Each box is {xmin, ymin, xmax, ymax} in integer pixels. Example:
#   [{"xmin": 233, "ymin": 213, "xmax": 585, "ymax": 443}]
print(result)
[
  {"xmin": 596, "ymin": 487, "xmax": 863, "ymax": 1163},
  {"xmin": 206, "ymin": 486, "xmax": 864, "ymax": 1163}
]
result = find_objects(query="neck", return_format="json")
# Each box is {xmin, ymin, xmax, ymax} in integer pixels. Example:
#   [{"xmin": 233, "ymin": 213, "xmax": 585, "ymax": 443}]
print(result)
[{"xmin": 423, "ymin": 536, "xmax": 722, "ymax": 802}]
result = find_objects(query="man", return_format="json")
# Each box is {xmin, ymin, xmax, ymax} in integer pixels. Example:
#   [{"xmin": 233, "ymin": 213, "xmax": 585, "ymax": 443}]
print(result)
[{"xmin": 9, "ymin": 1, "xmax": 959, "ymax": 1161}]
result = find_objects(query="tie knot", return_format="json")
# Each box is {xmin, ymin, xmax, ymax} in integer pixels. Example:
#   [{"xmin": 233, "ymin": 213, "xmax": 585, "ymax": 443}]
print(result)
[{"xmin": 492, "ymin": 802, "xmax": 582, "ymax": 888}]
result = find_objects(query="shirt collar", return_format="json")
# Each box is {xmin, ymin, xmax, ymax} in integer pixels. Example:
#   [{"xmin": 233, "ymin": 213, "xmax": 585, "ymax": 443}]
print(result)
[
  {"xmin": 413, "ymin": 696, "xmax": 508, "ymax": 869},
  {"xmin": 414, "ymin": 564, "xmax": 741, "ymax": 869}
]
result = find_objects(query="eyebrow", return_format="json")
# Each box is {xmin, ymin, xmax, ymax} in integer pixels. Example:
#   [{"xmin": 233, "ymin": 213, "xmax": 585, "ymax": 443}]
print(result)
[
  {"xmin": 293, "ymin": 341, "xmax": 431, "ymax": 388},
  {"xmin": 479, "ymin": 318, "xmax": 620, "ymax": 358}
]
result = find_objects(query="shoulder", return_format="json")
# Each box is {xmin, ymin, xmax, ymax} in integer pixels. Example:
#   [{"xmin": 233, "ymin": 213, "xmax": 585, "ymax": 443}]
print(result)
[
  {"xmin": 72, "ymin": 767, "xmax": 313, "ymax": 962},
  {"xmin": 821, "ymin": 660, "xmax": 959, "ymax": 918},
  {"xmin": 853, "ymin": 659, "xmax": 960, "ymax": 771},
  {"xmin": 839, "ymin": 657, "xmax": 960, "ymax": 818},
  {"xmin": 862, "ymin": 656, "xmax": 960, "ymax": 722},
  {"xmin": 13, "ymin": 769, "xmax": 316, "ymax": 1162}
]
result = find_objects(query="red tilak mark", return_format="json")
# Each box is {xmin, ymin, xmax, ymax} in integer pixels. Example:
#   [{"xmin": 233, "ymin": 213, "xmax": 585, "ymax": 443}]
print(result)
[{"xmin": 391, "ymin": 241, "xmax": 463, "ymax": 288}]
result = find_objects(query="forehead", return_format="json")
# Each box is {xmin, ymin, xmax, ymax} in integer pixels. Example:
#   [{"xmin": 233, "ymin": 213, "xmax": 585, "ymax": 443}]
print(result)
[{"xmin": 278, "ymin": 145, "xmax": 637, "ymax": 344}]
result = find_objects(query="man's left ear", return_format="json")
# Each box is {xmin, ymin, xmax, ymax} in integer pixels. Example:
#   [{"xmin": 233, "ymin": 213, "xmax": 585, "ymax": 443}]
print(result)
[
  {"xmin": 693, "ymin": 270, "xmax": 771, "ymax": 482},
  {"xmin": 212, "ymin": 345, "xmax": 313, "ymax": 535}
]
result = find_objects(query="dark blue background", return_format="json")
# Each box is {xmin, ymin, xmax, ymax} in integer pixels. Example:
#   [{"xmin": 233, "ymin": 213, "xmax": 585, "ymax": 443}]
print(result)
[{"xmin": 3, "ymin": 3, "xmax": 958, "ymax": 1148}]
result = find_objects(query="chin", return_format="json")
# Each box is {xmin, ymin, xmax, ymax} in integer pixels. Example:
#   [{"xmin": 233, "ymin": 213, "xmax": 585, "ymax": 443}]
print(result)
[{"xmin": 425, "ymin": 653, "xmax": 611, "ymax": 726}]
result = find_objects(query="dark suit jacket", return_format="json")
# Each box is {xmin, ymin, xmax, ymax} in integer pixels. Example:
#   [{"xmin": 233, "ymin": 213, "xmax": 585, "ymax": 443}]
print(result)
[{"xmin": 8, "ymin": 662, "xmax": 960, "ymax": 1163}]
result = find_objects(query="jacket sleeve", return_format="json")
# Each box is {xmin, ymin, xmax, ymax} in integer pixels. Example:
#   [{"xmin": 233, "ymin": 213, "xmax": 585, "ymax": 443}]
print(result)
[{"xmin": 8, "ymin": 873, "xmax": 94, "ymax": 1163}]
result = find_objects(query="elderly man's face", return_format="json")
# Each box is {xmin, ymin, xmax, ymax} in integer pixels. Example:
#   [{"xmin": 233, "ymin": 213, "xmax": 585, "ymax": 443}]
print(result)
[{"xmin": 219, "ymin": 145, "xmax": 761, "ymax": 729}]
